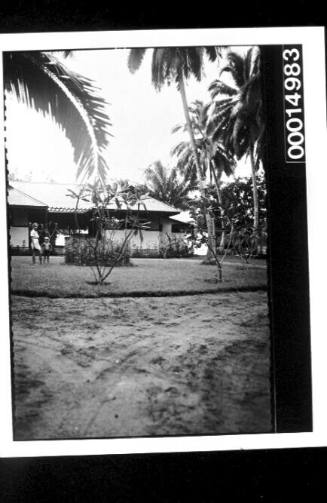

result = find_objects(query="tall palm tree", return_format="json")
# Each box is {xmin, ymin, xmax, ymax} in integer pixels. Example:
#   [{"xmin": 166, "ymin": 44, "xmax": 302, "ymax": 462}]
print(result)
[
  {"xmin": 3, "ymin": 51, "xmax": 112, "ymax": 183},
  {"xmin": 172, "ymin": 100, "xmax": 235, "ymax": 249},
  {"xmin": 145, "ymin": 161, "xmax": 192, "ymax": 209},
  {"xmin": 172, "ymin": 100, "xmax": 234, "ymax": 202},
  {"xmin": 128, "ymin": 47, "xmax": 221, "ymax": 260},
  {"xmin": 207, "ymin": 46, "xmax": 264, "ymax": 233}
]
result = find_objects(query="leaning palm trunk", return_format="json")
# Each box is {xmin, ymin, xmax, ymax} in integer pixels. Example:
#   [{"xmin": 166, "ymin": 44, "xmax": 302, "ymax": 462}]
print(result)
[
  {"xmin": 205, "ymin": 212, "xmax": 217, "ymax": 261},
  {"xmin": 179, "ymin": 76, "xmax": 216, "ymax": 262},
  {"xmin": 249, "ymin": 146, "xmax": 259, "ymax": 235},
  {"xmin": 219, "ymin": 223, "xmax": 226, "ymax": 251},
  {"xmin": 210, "ymin": 160, "xmax": 226, "ymax": 251}
]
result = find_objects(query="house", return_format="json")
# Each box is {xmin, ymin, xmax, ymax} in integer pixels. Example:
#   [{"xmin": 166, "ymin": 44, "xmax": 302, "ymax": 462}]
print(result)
[
  {"xmin": 169, "ymin": 211, "xmax": 195, "ymax": 233},
  {"xmin": 8, "ymin": 182, "xmax": 193, "ymax": 256},
  {"xmin": 8, "ymin": 185, "xmax": 48, "ymax": 250}
]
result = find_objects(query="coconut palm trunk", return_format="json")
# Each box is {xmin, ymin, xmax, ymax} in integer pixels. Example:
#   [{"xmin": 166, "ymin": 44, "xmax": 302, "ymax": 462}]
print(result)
[
  {"xmin": 249, "ymin": 145, "xmax": 259, "ymax": 234},
  {"xmin": 208, "ymin": 47, "xmax": 263, "ymax": 244},
  {"xmin": 210, "ymin": 160, "xmax": 226, "ymax": 251},
  {"xmin": 179, "ymin": 76, "xmax": 216, "ymax": 262}
]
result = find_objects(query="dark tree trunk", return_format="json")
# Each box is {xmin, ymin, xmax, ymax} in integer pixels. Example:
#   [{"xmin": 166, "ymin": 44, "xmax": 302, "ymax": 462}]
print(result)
[{"xmin": 179, "ymin": 75, "xmax": 216, "ymax": 262}]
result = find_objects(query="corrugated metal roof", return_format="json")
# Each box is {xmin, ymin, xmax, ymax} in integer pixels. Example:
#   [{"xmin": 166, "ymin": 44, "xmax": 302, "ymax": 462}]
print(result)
[
  {"xmin": 135, "ymin": 196, "xmax": 179, "ymax": 214},
  {"xmin": 11, "ymin": 182, "xmax": 91, "ymax": 211},
  {"xmin": 48, "ymin": 208, "xmax": 89, "ymax": 214},
  {"xmin": 8, "ymin": 186, "xmax": 48, "ymax": 207},
  {"xmin": 10, "ymin": 182, "xmax": 179, "ymax": 214}
]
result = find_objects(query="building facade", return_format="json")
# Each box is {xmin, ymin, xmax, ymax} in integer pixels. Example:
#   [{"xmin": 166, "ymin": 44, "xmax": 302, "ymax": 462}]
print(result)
[{"xmin": 8, "ymin": 182, "xmax": 193, "ymax": 257}]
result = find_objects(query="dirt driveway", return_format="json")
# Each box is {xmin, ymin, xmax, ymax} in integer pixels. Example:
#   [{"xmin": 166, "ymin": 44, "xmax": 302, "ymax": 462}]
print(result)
[{"xmin": 11, "ymin": 291, "xmax": 271, "ymax": 439}]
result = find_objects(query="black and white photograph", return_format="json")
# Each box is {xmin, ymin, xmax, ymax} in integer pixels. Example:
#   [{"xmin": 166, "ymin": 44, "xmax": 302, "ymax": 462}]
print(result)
[{"xmin": 0, "ymin": 27, "xmax": 326, "ymax": 456}]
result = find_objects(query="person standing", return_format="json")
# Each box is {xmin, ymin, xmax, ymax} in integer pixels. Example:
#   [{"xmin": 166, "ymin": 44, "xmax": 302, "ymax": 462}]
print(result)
[
  {"xmin": 30, "ymin": 223, "xmax": 42, "ymax": 264},
  {"xmin": 41, "ymin": 236, "xmax": 52, "ymax": 264}
]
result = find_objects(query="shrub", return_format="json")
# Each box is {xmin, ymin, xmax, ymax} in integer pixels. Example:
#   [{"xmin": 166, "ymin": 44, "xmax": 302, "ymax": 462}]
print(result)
[
  {"xmin": 158, "ymin": 234, "xmax": 193, "ymax": 258},
  {"xmin": 65, "ymin": 236, "xmax": 130, "ymax": 266},
  {"xmin": 9, "ymin": 246, "xmax": 31, "ymax": 256},
  {"xmin": 130, "ymin": 248, "xmax": 159, "ymax": 258}
]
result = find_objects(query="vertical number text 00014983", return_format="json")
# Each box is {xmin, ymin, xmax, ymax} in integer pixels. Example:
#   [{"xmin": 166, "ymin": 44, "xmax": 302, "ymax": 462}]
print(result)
[{"xmin": 282, "ymin": 46, "xmax": 306, "ymax": 163}]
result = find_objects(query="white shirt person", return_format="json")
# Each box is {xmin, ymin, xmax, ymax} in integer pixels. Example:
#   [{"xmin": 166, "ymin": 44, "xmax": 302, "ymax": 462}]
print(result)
[{"xmin": 30, "ymin": 223, "xmax": 42, "ymax": 264}]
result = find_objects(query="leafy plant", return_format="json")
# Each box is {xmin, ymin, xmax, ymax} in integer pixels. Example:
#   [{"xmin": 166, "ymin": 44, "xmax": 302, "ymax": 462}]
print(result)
[
  {"xmin": 207, "ymin": 47, "xmax": 265, "ymax": 233},
  {"xmin": 188, "ymin": 173, "xmax": 267, "ymax": 279},
  {"xmin": 70, "ymin": 180, "xmax": 150, "ymax": 285},
  {"xmin": 145, "ymin": 161, "xmax": 193, "ymax": 210},
  {"xmin": 65, "ymin": 236, "xmax": 131, "ymax": 267},
  {"xmin": 159, "ymin": 233, "xmax": 193, "ymax": 258},
  {"xmin": 188, "ymin": 198, "xmax": 233, "ymax": 282},
  {"xmin": 172, "ymin": 99, "xmax": 235, "ymax": 253}
]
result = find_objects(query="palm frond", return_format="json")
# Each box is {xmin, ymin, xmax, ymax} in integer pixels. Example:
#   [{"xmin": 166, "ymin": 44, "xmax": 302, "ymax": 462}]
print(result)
[
  {"xmin": 245, "ymin": 46, "xmax": 261, "ymax": 80},
  {"xmin": 127, "ymin": 48, "xmax": 147, "ymax": 73},
  {"xmin": 220, "ymin": 51, "xmax": 246, "ymax": 88},
  {"xmin": 62, "ymin": 50, "xmax": 73, "ymax": 59},
  {"xmin": 151, "ymin": 48, "xmax": 172, "ymax": 90},
  {"xmin": 213, "ymin": 143, "xmax": 236, "ymax": 175},
  {"xmin": 206, "ymin": 100, "xmax": 235, "ymax": 136},
  {"xmin": 204, "ymin": 46, "xmax": 222, "ymax": 61},
  {"xmin": 171, "ymin": 123, "xmax": 186, "ymax": 135},
  {"xmin": 211, "ymin": 116, "xmax": 231, "ymax": 143},
  {"xmin": 4, "ymin": 51, "xmax": 112, "ymax": 183},
  {"xmin": 209, "ymin": 79, "xmax": 237, "ymax": 98},
  {"xmin": 183, "ymin": 47, "xmax": 203, "ymax": 81},
  {"xmin": 145, "ymin": 161, "xmax": 192, "ymax": 208}
]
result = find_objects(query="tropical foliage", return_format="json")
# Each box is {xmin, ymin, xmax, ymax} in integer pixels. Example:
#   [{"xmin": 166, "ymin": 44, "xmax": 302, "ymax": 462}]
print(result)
[
  {"xmin": 207, "ymin": 47, "xmax": 264, "ymax": 231},
  {"xmin": 128, "ymin": 47, "xmax": 220, "ymax": 180},
  {"xmin": 159, "ymin": 233, "xmax": 193, "ymax": 258},
  {"xmin": 68, "ymin": 181, "xmax": 150, "ymax": 284},
  {"xmin": 3, "ymin": 51, "xmax": 112, "ymax": 183},
  {"xmin": 128, "ymin": 47, "xmax": 220, "ymax": 91},
  {"xmin": 172, "ymin": 99, "xmax": 236, "ymax": 251},
  {"xmin": 128, "ymin": 47, "xmax": 223, "ymax": 262},
  {"xmin": 172, "ymin": 99, "xmax": 235, "ymax": 202},
  {"xmin": 188, "ymin": 172, "xmax": 267, "ymax": 267},
  {"xmin": 145, "ymin": 161, "xmax": 193, "ymax": 209},
  {"xmin": 219, "ymin": 174, "xmax": 267, "ymax": 232}
]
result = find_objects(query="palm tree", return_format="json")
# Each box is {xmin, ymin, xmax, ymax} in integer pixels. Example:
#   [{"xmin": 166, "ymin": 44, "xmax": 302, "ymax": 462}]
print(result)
[
  {"xmin": 207, "ymin": 46, "xmax": 264, "ymax": 233},
  {"xmin": 172, "ymin": 100, "xmax": 235, "ymax": 249},
  {"xmin": 172, "ymin": 100, "xmax": 234, "ymax": 201},
  {"xmin": 3, "ymin": 51, "xmax": 112, "ymax": 183},
  {"xmin": 145, "ymin": 161, "xmax": 193, "ymax": 209},
  {"xmin": 128, "ymin": 47, "xmax": 221, "ymax": 260}
]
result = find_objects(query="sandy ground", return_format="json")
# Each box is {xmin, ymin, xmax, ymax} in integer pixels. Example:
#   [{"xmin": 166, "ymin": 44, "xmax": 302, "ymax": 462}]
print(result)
[{"xmin": 11, "ymin": 291, "xmax": 271, "ymax": 440}]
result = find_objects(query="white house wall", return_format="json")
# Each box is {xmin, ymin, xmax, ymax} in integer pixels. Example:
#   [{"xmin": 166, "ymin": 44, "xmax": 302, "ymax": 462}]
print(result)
[
  {"xmin": 10, "ymin": 226, "xmax": 29, "ymax": 247},
  {"xmin": 160, "ymin": 218, "xmax": 172, "ymax": 234},
  {"xmin": 105, "ymin": 229, "xmax": 161, "ymax": 252},
  {"xmin": 104, "ymin": 228, "xmax": 187, "ymax": 254}
]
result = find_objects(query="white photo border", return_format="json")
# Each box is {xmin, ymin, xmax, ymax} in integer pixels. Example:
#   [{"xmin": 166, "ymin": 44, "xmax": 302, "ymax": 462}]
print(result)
[{"xmin": 0, "ymin": 26, "xmax": 326, "ymax": 458}]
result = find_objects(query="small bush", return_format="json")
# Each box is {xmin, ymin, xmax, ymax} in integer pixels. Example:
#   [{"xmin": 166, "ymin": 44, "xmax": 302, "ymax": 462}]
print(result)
[
  {"xmin": 158, "ymin": 234, "xmax": 193, "ymax": 258},
  {"xmin": 130, "ymin": 248, "xmax": 159, "ymax": 258},
  {"xmin": 65, "ymin": 236, "xmax": 130, "ymax": 266}
]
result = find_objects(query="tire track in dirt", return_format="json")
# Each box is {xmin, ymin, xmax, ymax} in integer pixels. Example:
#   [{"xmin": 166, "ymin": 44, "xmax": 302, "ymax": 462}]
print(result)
[{"xmin": 11, "ymin": 292, "xmax": 271, "ymax": 439}]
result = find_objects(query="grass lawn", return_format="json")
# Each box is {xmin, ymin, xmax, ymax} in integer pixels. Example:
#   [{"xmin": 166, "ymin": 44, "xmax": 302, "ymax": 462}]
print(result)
[{"xmin": 10, "ymin": 256, "xmax": 267, "ymax": 297}]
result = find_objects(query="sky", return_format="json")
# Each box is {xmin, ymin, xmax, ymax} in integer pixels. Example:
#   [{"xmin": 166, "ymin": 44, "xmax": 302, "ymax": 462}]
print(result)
[{"xmin": 5, "ymin": 47, "xmax": 251, "ymax": 185}]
